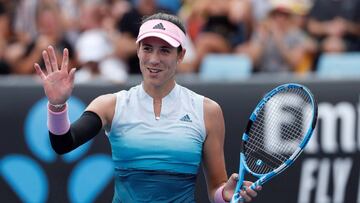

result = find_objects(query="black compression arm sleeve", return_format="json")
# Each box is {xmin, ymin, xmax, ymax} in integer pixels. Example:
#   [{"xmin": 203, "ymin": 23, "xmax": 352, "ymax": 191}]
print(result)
[{"xmin": 49, "ymin": 111, "xmax": 103, "ymax": 154}]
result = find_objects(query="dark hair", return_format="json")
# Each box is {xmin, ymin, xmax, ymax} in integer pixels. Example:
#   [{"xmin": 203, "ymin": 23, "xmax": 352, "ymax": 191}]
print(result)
[
  {"xmin": 141, "ymin": 12, "xmax": 186, "ymax": 34},
  {"xmin": 141, "ymin": 12, "xmax": 186, "ymax": 52},
  {"xmin": 0, "ymin": 3, "xmax": 5, "ymax": 15}
]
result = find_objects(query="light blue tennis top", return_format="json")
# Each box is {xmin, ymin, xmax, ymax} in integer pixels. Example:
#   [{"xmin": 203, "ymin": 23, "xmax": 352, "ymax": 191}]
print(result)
[{"xmin": 106, "ymin": 83, "xmax": 206, "ymax": 202}]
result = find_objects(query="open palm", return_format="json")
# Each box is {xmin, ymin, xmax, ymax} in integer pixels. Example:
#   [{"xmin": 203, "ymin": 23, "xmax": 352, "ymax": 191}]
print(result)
[{"xmin": 34, "ymin": 46, "xmax": 76, "ymax": 105}]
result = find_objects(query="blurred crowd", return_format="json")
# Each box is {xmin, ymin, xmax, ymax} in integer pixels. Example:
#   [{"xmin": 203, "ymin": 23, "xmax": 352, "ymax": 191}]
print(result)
[{"xmin": 0, "ymin": 0, "xmax": 359, "ymax": 82}]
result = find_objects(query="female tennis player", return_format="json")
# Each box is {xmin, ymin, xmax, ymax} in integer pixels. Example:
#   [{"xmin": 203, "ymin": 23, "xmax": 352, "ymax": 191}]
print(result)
[{"xmin": 34, "ymin": 12, "xmax": 261, "ymax": 202}]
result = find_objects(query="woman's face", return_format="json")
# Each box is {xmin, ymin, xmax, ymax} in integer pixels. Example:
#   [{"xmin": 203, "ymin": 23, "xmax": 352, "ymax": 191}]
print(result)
[{"xmin": 137, "ymin": 37, "xmax": 185, "ymax": 88}]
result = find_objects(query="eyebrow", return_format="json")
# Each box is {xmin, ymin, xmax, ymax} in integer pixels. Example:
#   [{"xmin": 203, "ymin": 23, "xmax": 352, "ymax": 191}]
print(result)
[{"xmin": 142, "ymin": 43, "xmax": 173, "ymax": 49}]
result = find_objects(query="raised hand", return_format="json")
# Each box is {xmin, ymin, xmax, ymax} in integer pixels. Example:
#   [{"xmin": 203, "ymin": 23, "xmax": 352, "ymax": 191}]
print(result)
[{"xmin": 34, "ymin": 46, "xmax": 76, "ymax": 105}]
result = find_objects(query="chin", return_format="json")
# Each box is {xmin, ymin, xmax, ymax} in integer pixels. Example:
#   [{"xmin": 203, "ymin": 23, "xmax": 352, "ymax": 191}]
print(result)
[{"xmin": 144, "ymin": 78, "xmax": 162, "ymax": 86}]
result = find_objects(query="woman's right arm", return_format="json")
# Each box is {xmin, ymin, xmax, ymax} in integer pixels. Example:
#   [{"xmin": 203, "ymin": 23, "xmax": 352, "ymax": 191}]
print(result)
[
  {"xmin": 47, "ymin": 94, "xmax": 116, "ymax": 154},
  {"xmin": 34, "ymin": 46, "xmax": 115, "ymax": 154}
]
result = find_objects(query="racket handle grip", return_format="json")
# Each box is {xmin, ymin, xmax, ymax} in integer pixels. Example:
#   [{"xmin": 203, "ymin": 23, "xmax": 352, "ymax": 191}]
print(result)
[{"xmin": 250, "ymin": 180, "xmax": 262, "ymax": 190}]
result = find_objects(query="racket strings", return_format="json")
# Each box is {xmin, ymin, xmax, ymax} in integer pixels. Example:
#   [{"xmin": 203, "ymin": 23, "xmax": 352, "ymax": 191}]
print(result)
[
  {"xmin": 245, "ymin": 142, "xmax": 283, "ymax": 169},
  {"xmin": 244, "ymin": 88, "xmax": 313, "ymax": 174}
]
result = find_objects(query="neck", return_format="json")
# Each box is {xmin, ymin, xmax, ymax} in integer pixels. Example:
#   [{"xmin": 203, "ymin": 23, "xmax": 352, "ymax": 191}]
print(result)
[{"xmin": 143, "ymin": 80, "xmax": 176, "ymax": 100}]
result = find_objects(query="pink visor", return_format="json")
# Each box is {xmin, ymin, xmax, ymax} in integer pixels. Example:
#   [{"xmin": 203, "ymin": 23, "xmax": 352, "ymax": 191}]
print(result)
[{"xmin": 136, "ymin": 19, "xmax": 186, "ymax": 48}]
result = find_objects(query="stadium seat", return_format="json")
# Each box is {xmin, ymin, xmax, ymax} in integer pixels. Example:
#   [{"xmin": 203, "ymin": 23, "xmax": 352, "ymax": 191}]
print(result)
[
  {"xmin": 316, "ymin": 52, "xmax": 360, "ymax": 77},
  {"xmin": 131, "ymin": 0, "xmax": 181, "ymax": 14},
  {"xmin": 156, "ymin": 0, "xmax": 181, "ymax": 14},
  {"xmin": 199, "ymin": 54, "xmax": 252, "ymax": 80}
]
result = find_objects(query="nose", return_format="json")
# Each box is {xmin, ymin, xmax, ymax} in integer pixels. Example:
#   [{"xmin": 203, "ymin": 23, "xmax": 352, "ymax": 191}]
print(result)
[{"xmin": 148, "ymin": 51, "xmax": 160, "ymax": 66}]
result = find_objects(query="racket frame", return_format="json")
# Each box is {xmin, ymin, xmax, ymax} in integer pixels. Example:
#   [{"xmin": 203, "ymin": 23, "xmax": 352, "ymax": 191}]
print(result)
[{"xmin": 231, "ymin": 83, "xmax": 318, "ymax": 203}]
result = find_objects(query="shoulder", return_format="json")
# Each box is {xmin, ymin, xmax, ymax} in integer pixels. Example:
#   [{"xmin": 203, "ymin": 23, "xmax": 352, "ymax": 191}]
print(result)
[
  {"xmin": 92, "ymin": 93, "xmax": 117, "ymax": 106},
  {"xmin": 86, "ymin": 93, "xmax": 117, "ymax": 126},
  {"xmin": 86, "ymin": 93, "xmax": 117, "ymax": 114},
  {"xmin": 203, "ymin": 97, "xmax": 225, "ymax": 140},
  {"xmin": 204, "ymin": 97, "xmax": 222, "ymax": 114},
  {"xmin": 203, "ymin": 97, "xmax": 224, "ymax": 126}
]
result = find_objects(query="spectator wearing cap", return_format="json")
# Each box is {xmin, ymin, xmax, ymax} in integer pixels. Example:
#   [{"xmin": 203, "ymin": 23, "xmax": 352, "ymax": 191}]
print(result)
[
  {"xmin": 74, "ymin": 0, "xmax": 128, "ymax": 83},
  {"xmin": 75, "ymin": 29, "xmax": 127, "ymax": 83}
]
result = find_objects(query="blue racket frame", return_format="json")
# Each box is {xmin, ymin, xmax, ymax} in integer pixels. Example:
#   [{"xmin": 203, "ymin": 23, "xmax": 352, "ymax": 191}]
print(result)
[{"xmin": 230, "ymin": 83, "xmax": 318, "ymax": 203}]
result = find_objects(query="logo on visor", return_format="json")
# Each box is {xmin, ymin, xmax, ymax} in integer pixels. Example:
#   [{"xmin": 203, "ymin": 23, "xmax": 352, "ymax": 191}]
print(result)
[{"xmin": 153, "ymin": 23, "xmax": 165, "ymax": 30}]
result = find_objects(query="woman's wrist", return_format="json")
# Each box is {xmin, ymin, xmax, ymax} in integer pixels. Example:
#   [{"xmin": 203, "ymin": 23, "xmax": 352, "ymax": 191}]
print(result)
[
  {"xmin": 47, "ymin": 102, "xmax": 70, "ymax": 135},
  {"xmin": 214, "ymin": 185, "xmax": 228, "ymax": 203},
  {"xmin": 48, "ymin": 102, "xmax": 67, "ymax": 112}
]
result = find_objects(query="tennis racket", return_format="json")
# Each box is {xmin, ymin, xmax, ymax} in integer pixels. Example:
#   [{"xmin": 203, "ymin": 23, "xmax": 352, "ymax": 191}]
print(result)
[{"xmin": 230, "ymin": 83, "xmax": 318, "ymax": 203}]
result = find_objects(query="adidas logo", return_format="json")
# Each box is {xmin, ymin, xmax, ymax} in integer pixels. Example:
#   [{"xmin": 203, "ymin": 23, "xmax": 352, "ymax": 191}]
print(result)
[
  {"xmin": 153, "ymin": 23, "xmax": 166, "ymax": 30},
  {"xmin": 180, "ymin": 114, "xmax": 192, "ymax": 122}
]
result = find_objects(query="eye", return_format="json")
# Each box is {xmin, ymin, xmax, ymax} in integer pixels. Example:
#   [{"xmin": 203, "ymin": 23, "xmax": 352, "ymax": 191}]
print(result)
[
  {"xmin": 160, "ymin": 48, "xmax": 171, "ymax": 54},
  {"xmin": 142, "ymin": 46, "xmax": 152, "ymax": 52}
]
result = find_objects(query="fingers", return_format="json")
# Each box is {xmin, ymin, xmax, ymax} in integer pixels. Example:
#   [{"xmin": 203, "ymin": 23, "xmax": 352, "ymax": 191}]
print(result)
[
  {"xmin": 224, "ymin": 174, "xmax": 262, "ymax": 202},
  {"xmin": 230, "ymin": 173, "xmax": 239, "ymax": 183},
  {"xmin": 34, "ymin": 63, "xmax": 46, "ymax": 80},
  {"xmin": 47, "ymin": 46, "xmax": 59, "ymax": 71},
  {"xmin": 42, "ymin": 46, "xmax": 70, "ymax": 74},
  {"xmin": 42, "ymin": 50, "xmax": 52, "ymax": 74},
  {"xmin": 240, "ymin": 190, "xmax": 251, "ymax": 202},
  {"xmin": 240, "ymin": 181, "xmax": 262, "ymax": 202},
  {"xmin": 222, "ymin": 173, "xmax": 238, "ymax": 201},
  {"xmin": 69, "ymin": 68, "xmax": 76, "ymax": 82},
  {"xmin": 243, "ymin": 181, "xmax": 262, "ymax": 192},
  {"xmin": 60, "ymin": 48, "xmax": 69, "ymax": 72}
]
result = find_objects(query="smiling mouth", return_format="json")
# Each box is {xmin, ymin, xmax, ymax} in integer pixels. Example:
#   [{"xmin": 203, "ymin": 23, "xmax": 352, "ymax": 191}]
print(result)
[{"xmin": 148, "ymin": 68, "xmax": 162, "ymax": 73}]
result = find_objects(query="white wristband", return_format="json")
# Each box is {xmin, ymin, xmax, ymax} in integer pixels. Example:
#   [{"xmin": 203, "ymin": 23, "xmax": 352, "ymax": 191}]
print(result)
[{"xmin": 49, "ymin": 102, "xmax": 67, "ymax": 109}]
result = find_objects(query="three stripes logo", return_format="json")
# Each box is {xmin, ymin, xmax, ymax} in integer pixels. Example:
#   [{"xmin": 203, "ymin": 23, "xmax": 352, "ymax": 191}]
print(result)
[
  {"xmin": 153, "ymin": 23, "xmax": 166, "ymax": 30},
  {"xmin": 180, "ymin": 114, "xmax": 192, "ymax": 122}
]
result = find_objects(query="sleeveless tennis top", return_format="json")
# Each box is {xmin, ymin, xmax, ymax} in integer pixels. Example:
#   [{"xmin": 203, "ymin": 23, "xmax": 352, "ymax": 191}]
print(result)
[{"xmin": 106, "ymin": 83, "xmax": 206, "ymax": 202}]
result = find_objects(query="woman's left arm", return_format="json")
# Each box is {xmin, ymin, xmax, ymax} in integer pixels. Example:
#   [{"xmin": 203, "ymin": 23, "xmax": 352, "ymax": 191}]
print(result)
[
  {"xmin": 202, "ymin": 97, "xmax": 228, "ymax": 202},
  {"xmin": 202, "ymin": 97, "xmax": 260, "ymax": 202}
]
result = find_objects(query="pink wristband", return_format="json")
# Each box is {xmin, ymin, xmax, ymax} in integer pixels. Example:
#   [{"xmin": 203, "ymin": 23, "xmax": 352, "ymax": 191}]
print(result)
[
  {"xmin": 214, "ymin": 185, "xmax": 227, "ymax": 203},
  {"xmin": 47, "ymin": 103, "xmax": 70, "ymax": 135}
]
